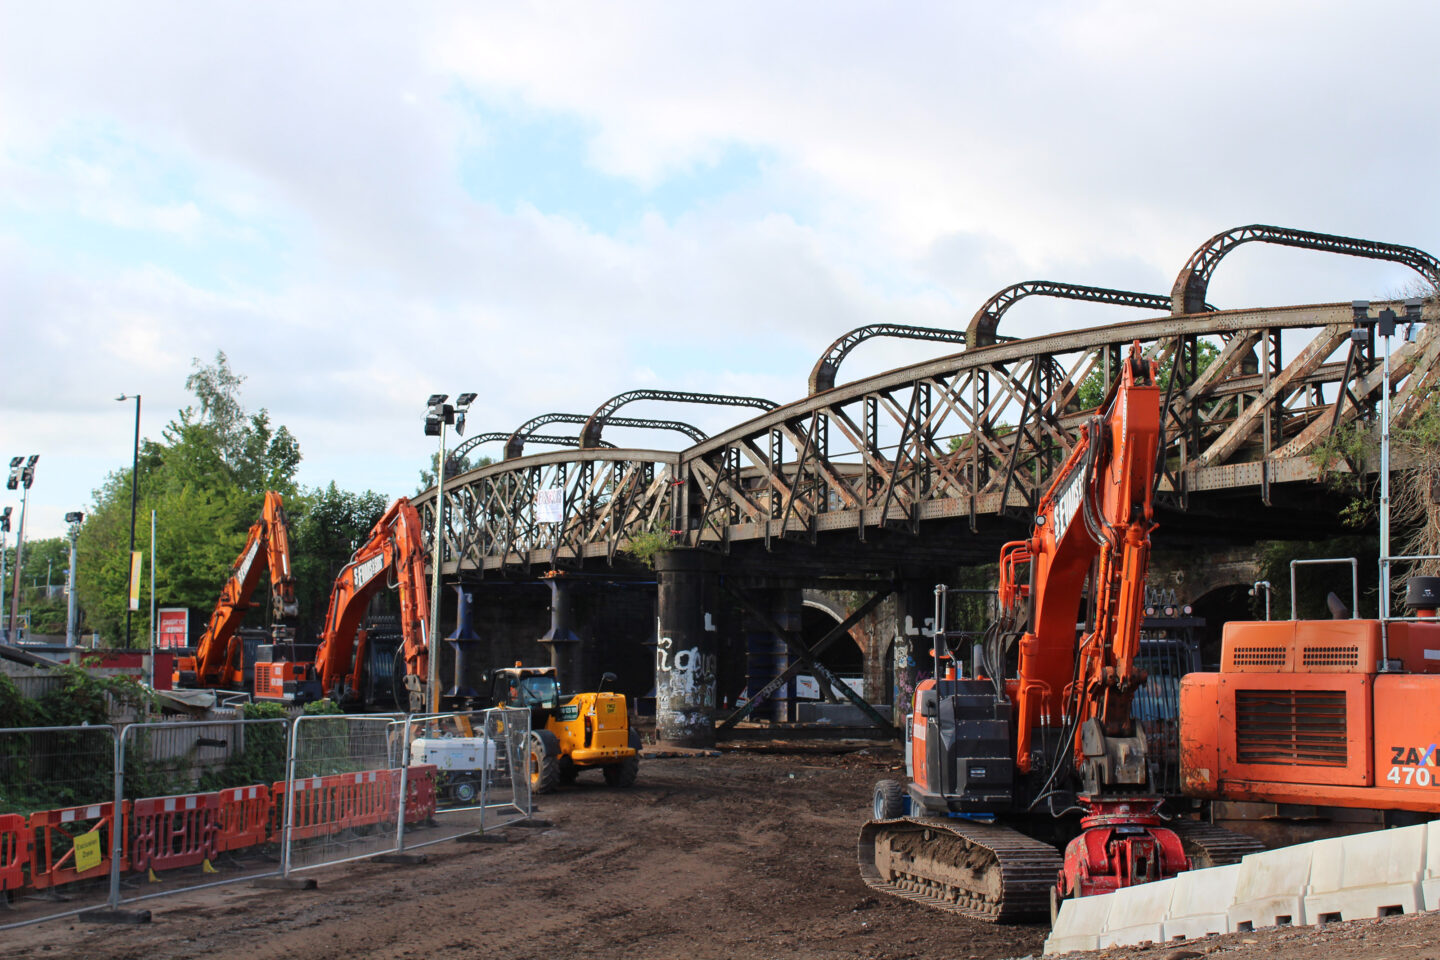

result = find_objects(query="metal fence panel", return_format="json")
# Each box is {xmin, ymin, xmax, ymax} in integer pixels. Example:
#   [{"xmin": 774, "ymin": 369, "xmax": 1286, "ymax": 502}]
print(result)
[
  {"xmin": 283, "ymin": 713, "xmax": 404, "ymax": 874},
  {"xmin": 0, "ymin": 725, "xmax": 117, "ymax": 929},
  {"xmin": 393, "ymin": 708, "xmax": 530, "ymax": 851},
  {"xmin": 482, "ymin": 707, "xmax": 532, "ymax": 833},
  {"xmin": 115, "ymin": 717, "xmax": 291, "ymax": 905}
]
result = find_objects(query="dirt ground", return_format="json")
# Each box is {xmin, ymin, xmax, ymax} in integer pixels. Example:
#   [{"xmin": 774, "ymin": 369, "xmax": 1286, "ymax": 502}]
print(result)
[{"xmin": 4, "ymin": 744, "xmax": 1439, "ymax": 960}]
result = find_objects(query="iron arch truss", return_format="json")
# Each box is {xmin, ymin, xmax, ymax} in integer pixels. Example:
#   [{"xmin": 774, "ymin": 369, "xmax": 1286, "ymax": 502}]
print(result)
[
  {"xmin": 966, "ymin": 281, "xmax": 1189, "ymax": 349},
  {"xmin": 580, "ymin": 390, "xmax": 776, "ymax": 449},
  {"xmin": 808, "ymin": 325, "xmax": 969, "ymax": 395},
  {"xmin": 1171, "ymin": 224, "xmax": 1440, "ymax": 315},
  {"xmin": 500, "ymin": 412, "xmax": 708, "ymax": 460}
]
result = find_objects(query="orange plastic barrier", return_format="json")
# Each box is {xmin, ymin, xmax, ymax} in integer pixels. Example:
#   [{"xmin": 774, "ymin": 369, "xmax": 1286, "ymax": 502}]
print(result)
[
  {"xmin": 280, "ymin": 775, "xmax": 348, "ymax": 840},
  {"xmin": 402, "ymin": 765, "xmax": 437, "ymax": 823},
  {"xmin": 216, "ymin": 784, "xmax": 275, "ymax": 853},
  {"xmin": 130, "ymin": 792, "xmax": 220, "ymax": 874},
  {"xmin": 0, "ymin": 812, "xmax": 30, "ymax": 892},
  {"xmin": 340, "ymin": 770, "xmax": 391, "ymax": 829},
  {"xmin": 28, "ymin": 801, "xmax": 128, "ymax": 890}
]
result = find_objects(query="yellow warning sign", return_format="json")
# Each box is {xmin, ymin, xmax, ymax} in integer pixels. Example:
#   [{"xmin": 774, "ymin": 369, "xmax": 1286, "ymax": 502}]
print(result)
[{"xmin": 73, "ymin": 831, "xmax": 102, "ymax": 873}]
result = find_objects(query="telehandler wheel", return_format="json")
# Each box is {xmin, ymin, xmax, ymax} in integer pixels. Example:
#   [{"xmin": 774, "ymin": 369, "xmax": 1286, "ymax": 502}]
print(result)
[
  {"xmin": 528, "ymin": 732, "xmax": 560, "ymax": 794},
  {"xmin": 558, "ymin": 758, "xmax": 578, "ymax": 786},
  {"xmin": 872, "ymin": 779, "xmax": 904, "ymax": 819},
  {"xmin": 603, "ymin": 755, "xmax": 639, "ymax": 787}
]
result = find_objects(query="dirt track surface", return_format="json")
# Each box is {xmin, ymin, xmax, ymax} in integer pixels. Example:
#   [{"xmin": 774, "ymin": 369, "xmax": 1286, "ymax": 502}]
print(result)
[{"xmin": 4, "ymin": 745, "xmax": 1439, "ymax": 960}]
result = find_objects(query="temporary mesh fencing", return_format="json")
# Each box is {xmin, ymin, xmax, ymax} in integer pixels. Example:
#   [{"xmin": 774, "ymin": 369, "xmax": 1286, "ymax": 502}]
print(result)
[
  {"xmin": 114, "ymin": 716, "xmax": 291, "ymax": 905},
  {"xmin": 396, "ymin": 708, "xmax": 532, "ymax": 852},
  {"xmin": 0, "ymin": 708, "xmax": 536, "ymax": 925},
  {"xmin": 282, "ymin": 713, "xmax": 406, "ymax": 874},
  {"xmin": 0, "ymin": 725, "xmax": 118, "ymax": 929}
]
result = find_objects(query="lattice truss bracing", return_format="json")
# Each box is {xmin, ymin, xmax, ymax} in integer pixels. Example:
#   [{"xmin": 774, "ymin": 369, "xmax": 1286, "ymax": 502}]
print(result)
[{"xmin": 420, "ymin": 299, "xmax": 1440, "ymax": 574}]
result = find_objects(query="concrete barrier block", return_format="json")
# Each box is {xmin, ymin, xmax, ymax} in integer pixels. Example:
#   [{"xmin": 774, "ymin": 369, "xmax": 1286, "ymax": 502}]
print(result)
[
  {"xmin": 1098, "ymin": 877, "xmax": 1177, "ymax": 948},
  {"xmin": 1304, "ymin": 823, "xmax": 1426, "ymax": 923},
  {"xmin": 1226, "ymin": 841, "xmax": 1315, "ymax": 932},
  {"xmin": 1162, "ymin": 862, "xmax": 1241, "ymax": 941},
  {"xmin": 1424, "ymin": 819, "xmax": 1440, "ymax": 911},
  {"xmin": 1043, "ymin": 891, "xmax": 1114, "ymax": 955}
]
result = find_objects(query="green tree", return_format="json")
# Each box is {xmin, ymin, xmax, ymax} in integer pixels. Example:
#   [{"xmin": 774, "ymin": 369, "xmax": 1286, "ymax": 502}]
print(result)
[
  {"xmin": 75, "ymin": 353, "xmax": 304, "ymax": 646},
  {"xmin": 1076, "ymin": 339, "xmax": 1221, "ymax": 409},
  {"xmin": 417, "ymin": 450, "xmax": 492, "ymax": 493},
  {"xmin": 288, "ymin": 482, "xmax": 388, "ymax": 631}
]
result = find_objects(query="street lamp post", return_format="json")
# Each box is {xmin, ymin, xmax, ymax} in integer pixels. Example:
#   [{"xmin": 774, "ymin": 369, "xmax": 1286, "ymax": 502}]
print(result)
[
  {"xmin": 65, "ymin": 511, "xmax": 84, "ymax": 647},
  {"xmin": 6, "ymin": 456, "xmax": 37, "ymax": 643},
  {"xmin": 0, "ymin": 507, "xmax": 11, "ymax": 638},
  {"xmin": 117, "ymin": 394, "xmax": 141, "ymax": 647},
  {"xmin": 422, "ymin": 391, "xmax": 475, "ymax": 714}
]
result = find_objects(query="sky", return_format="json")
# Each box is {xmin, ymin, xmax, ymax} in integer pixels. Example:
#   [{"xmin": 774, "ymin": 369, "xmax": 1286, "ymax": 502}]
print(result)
[{"xmin": 2, "ymin": 1, "xmax": 1438, "ymax": 541}]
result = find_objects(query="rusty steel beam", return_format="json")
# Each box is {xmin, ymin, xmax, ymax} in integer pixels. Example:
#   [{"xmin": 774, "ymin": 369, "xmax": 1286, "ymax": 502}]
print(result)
[
  {"xmin": 424, "ymin": 296, "xmax": 1439, "ymax": 575},
  {"xmin": 501, "ymin": 412, "xmax": 707, "ymax": 460},
  {"xmin": 580, "ymin": 390, "xmax": 776, "ymax": 449},
  {"xmin": 966, "ymin": 281, "xmax": 1194, "ymax": 349},
  {"xmin": 448, "ymin": 432, "xmax": 615, "ymax": 465},
  {"xmin": 1171, "ymin": 224, "xmax": 1440, "ymax": 315},
  {"xmin": 808, "ymin": 324, "xmax": 969, "ymax": 395}
]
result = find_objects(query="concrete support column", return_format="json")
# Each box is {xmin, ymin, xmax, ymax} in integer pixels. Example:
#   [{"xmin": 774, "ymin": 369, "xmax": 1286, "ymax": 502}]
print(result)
[
  {"xmin": 538, "ymin": 578, "xmax": 583, "ymax": 696},
  {"xmin": 743, "ymin": 588, "xmax": 803, "ymax": 721},
  {"xmin": 892, "ymin": 579, "xmax": 939, "ymax": 719},
  {"xmin": 654, "ymin": 550, "xmax": 719, "ymax": 747}
]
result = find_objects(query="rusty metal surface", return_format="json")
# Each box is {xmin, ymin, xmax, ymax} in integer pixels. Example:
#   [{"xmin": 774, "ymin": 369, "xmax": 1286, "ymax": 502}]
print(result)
[
  {"xmin": 579, "ymin": 389, "xmax": 777, "ymax": 449},
  {"xmin": 416, "ymin": 226, "xmax": 1439, "ymax": 577}
]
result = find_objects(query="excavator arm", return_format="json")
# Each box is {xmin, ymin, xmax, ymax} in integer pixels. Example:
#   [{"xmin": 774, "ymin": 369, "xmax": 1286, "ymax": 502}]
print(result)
[
  {"xmin": 1012, "ymin": 341, "xmax": 1161, "ymax": 782},
  {"xmin": 184, "ymin": 491, "xmax": 298, "ymax": 689},
  {"xmin": 311, "ymin": 497, "xmax": 431, "ymax": 709}
]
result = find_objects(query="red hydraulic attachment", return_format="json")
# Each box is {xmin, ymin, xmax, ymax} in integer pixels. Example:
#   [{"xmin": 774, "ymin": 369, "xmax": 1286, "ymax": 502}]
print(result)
[{"xmin": 1058, "ymin": 797, "xmax": 1189, "ymax": 900}]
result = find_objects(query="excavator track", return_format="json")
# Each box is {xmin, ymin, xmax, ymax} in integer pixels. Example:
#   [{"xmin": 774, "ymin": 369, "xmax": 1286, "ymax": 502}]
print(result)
[
  {"xmin": 857, "ymin": 817, "xmax": 1063, "ymax": 922},
  {"xmin": 1169, "ymin": 818, "xmax": 1266, "ymax": 868}
]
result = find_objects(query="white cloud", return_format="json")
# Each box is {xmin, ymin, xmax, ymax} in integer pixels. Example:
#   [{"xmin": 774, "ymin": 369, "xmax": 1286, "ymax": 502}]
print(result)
[{"xmin": 1, "ymin": 1, "xmax": 1437, "ymax": 541}]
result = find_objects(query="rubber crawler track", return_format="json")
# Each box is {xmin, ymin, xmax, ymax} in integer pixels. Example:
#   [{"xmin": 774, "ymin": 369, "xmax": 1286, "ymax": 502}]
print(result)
[
  {"xmin": 857, "ymin": 817, "xmax": 1063, "ymax": 923},
  {"xmin": 1169, "ymin": 818, "xmax": 1266, "ymax": 868}
]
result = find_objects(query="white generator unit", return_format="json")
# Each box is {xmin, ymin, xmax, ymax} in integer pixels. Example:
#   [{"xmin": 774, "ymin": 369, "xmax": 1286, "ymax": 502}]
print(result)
[{"xmin": 411, "ymin": 736, "xmax": 498, "ymax": 772}]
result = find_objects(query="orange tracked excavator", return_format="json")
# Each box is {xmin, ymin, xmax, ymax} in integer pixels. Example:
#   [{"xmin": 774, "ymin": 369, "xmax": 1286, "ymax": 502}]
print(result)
[
  {"xmin": 859, "ymin": 341, "xmax": 1218, "ymax": 922},
  {"xmin": 283, "ymin": 496, "xmax": 432, "ymax": 711},
  {"xmin": 174, "ymin": 491, "xmax": 299, "ymax": 693}
]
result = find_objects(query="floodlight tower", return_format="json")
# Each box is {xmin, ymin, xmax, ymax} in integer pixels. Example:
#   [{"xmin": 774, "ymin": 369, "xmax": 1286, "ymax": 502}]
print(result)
[
  {"xmin": 421, "ymin": 391, "xmax": 476, "ymax": 713},
  {"xmin": 6, "ymin": 456, "xmax": 37, "ymax": 642}
]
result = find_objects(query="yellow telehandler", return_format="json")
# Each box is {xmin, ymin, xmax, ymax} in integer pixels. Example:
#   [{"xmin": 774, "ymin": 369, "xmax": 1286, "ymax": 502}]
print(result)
[{"xmin": 483, "ymin": 665, "xmax": 640, "ymax": 793}]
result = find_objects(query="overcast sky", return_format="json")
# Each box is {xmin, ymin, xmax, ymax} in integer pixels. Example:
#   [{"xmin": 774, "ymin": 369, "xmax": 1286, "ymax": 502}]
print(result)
[{"xmin": 3, "ymin": 1, "xmax": 1437, "ymax": 542}]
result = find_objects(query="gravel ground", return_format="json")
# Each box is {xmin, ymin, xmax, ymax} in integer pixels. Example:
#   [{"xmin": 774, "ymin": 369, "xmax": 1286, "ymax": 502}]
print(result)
[{"xmin": 2, "ymin": 744, "xmax": 1435, "ymax": 960}]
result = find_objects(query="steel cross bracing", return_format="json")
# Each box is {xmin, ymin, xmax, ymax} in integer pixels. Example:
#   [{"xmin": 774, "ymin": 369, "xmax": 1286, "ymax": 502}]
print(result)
[{"xmin": 418, "ymin": 299, "xmax": 1440, "ymax": 574}]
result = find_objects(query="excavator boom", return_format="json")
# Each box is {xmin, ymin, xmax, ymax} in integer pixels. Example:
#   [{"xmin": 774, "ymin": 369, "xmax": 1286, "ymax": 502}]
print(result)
[
  {"xmin": 310, "ymin": 497, "xmax": 431, "ymax": 709},
  {"xmin": 860, "ymin": 341, "xmax": 1193, "ymax": 920},
  {"xmin": 178, "ymin": 491, "xmax": 298, "ymax": 690}
]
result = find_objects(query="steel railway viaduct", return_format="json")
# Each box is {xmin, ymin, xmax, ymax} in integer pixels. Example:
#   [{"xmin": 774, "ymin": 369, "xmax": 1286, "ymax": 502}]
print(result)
[{"xmin": 413, "ymin": 225, "xmax": 1440, "ymax": 747}]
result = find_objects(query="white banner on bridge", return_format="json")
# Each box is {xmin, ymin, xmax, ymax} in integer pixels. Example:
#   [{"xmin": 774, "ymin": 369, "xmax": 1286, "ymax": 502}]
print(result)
[{"xmin": 535, "ymin": 487, "xmax": 564, "ymax": 524}]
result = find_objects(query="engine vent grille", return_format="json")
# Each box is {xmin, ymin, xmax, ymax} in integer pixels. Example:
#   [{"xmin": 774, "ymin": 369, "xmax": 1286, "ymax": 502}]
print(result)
[
  {"xmin": 1231, "ymin": 646, "xmax": 1288, "ymax": 667},
  {"xmin": 1235, "ymin": 689, "xmax": 1347, "ymax": 766},
  {"xmin": 1301, "ymin": 645, "xmax": 1360, "ymax": 668}
]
